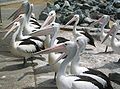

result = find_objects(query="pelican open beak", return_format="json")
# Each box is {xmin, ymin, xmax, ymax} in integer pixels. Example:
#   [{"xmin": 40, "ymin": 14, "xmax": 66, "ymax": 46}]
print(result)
[
  {"xmin": 8, "ymin": 1, "xmax": 30, "ymax": 20},
  {"xmin": 41, "ymin": 11, "xmax": 56, "ymax": 28},
  {"xmin": 2, "ymin": 23, "xmax": 19, "ymax": 40},
  {"xmin": 102, "ymin": 23, "xmax": 117, "ymax": 44}
]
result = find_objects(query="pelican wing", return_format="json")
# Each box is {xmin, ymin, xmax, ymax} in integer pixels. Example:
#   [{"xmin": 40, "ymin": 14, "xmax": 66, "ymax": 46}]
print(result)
[{"xmin": 17, "ymin": 40, "xmax": 40, "ymax": 53}]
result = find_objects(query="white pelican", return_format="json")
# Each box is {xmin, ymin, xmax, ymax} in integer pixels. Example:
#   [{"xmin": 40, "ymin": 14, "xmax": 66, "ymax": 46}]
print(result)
[
  {"xmin": 2, "ymin": 20, "xmax": 59, "ymax": 65},
  {"xmin": 32, "ymin": 22, "xmax": 70, "ymax": 80},
  {"xmin": 6, "ymin": 1, "xmax": 56, "ymax": 35},
  {"xmin": 8, "ymin": 0, "xmax": 30, "ymax": 20},
  {"xmin": 102, "ymin": 20, "xmax": 120, "ymax": 62},
  {"xmin": 8, "ymin": 0, "xmax": 40, "ymax": 29},
  {"xmin": 65, "ymin": 14, "xmax": 95, "ymax": 48},
  {"xmin": 90, "ymin": 15, "xmax": 118, "ymax": 52},
  {"xmin": 2, "ymin": 22, "xmax": 42, "ymax": 64},
  {"xmin": 70, "ymin": 36, "xmax": 112, "ymax": 89},
  {"xmin": 35, "ymin": 40, "xmax": 113, "ymax": 89},
  {"xmin": 65, "ymin": 14, "xmax": 84, "ymax": 39},
  {"xmin": 4, "ymin": 5, "xmax": 46, "ymax": 49}
]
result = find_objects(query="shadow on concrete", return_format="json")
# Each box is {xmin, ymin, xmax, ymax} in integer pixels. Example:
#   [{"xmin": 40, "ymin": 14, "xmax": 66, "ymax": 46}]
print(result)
[
  {"xmin": 17, "ymin": 64, "xmax": 52, "ymax": 81},
  {"xmin": 23, "ymin": 79, "xmax": 57, "ymax": 89},
  {"xmin": 95, "ymin": 61, "xmax": 120, "ymax": 70},
  {"xmin": 95, "ymin": 51, "xmax": 114, "ymax": 55},
  {"xmin": 35, "ymin": 64, "xmax": 52, "ymax": 74},
  {"xmin": 0, "ymin": 62, "xmax": 38, "ymax": 72}
]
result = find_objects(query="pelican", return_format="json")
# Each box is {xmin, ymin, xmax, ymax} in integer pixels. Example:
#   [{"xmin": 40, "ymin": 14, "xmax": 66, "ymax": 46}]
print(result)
[
  {"xmin": 2, "ymin": 20, "xmax": 58, "ymax": 65},
  {"xmin": 65, "ymin": 14, "xmax": 95, "ymax": 48},
  {"xmin": 2, "ymin": 22, "xmax": 41, "ymax": 64},
  {"xmin": 31, "ymin": 22, "xmax": 70, "ymax": 81},
  {"xmin": 8, "ymin": 0, "xmax": 41, "ymax": 29},
  {"xmin": 70, "ymin": 36, "xmax": 112, "ymax": 89},
  {"xmin": 65, "ymin": 14, "xmax": 85, "ymax": 39},
  {"xmin": 102, "ymin": 20, "xmax": 120, "ymax": 63},
  {"xmin": 35, "ymin": 40, "xmax": 113, "ymax": 89},
  {"xmin": 4, "ymin": 5, "xmax": 46, "ymax": 50},
  {"xmin": 90, "ymin": 15, "xmax": 118, "ymax": 52},
  {"xmin": 6, "ymin": 1, "xmax": 56, "ymax": 35}
]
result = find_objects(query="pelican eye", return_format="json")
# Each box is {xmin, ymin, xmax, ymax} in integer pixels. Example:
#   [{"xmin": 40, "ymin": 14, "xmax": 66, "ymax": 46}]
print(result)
[
  {"xmin": 76, "ymin": 40, "xmax": 79, "ymax": 42},
  {"xmin": 50, "ymin": 13, "xmax": 53, "ymax": 16},
  {"xmin": 15, "ymin": 23, "xmax": 18, "ymax": 25},
  {"xmin": 52, "ymin": 23, "xmax": 54, "ymax": 26},
  {"xmin": 64, "ymin": 43, "xmax": 67, "ymax": 46},
  {"xmin": 19, "ymin": 15, "xmax": 22, "ymax": 18}
]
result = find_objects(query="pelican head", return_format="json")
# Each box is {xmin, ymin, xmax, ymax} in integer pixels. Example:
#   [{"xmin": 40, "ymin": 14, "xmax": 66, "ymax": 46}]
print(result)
[
  {"xmin": 65, "ymin": 14, "xmax": 80, "ymax": 25},
  {"xmin": 90, "ymin": 15, "xmax": 110, "ymax": 27},
  {"xmin": 41, "ymin": 10, "xmax": 56, "ymax": 28},
  {"xmin": 2, "ymin": 22, "xmax": 20, "ymax": 40},
  {"xmin": 102, "ymin": 20, "xmax": 120, "ymax": 44},
  {"xmin": 31, "ymin": 22, "xmax": 60, "ymax": 46},
  {"xmin": 5, "ymin": 14, "xmax": 25, "ymax": 30},
  {"xmin": 8, "ymin": 0, "xmax": 30, "ymax": 20},
  {"xmin": 34, "ymin": 41, "xmax": 77, "ymax": 64}
]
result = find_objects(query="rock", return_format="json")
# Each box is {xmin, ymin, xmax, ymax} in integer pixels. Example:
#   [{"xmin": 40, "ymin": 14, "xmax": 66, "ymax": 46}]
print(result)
[
  {"xmin": 39, "ymin": 11, "xmax": 48, "ymax": 20},
  {"xmin": 39, "ymin": 0, "xmax": 120, "ymax": 26},
  {"xmin": 113, "ymin": 0, "xmax": 120, "ymax": 8},
  {"xmin": 98, "ymin": 3, "xmax": 107, "ymax": 9}
]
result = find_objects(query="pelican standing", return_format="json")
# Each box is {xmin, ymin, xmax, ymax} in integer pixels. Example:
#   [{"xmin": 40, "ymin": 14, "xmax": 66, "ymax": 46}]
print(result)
[
  {"xmin": 3, "ymin": 22, "xmax": 41, "ymax": 64},
  {"xmin": 4, "ymin": 5, "xmax": 46, "ymax": 50},
  {"xmin": 90, "ymin": 15, "xmax": 118, "ymax": 52},
  {"xmin": 3, "ymin": 20, "xmax": 58, "ymax": 65},
  {"xmin": 102, "ymin": 20, "xmax": 120, "ymax": 63},
  {"xmin": 35, "ymin": 40, "xmax": 113, "ymax": 89}
]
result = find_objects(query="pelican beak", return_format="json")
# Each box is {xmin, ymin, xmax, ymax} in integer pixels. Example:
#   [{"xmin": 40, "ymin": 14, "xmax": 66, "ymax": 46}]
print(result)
[
  {"xmin": 34, "ymin": 43, "xmax": 66, "ymax": 55},
  {"xmin": 41, "ymin": 15, "xmax": 55, "ymax": 28},
  {"xmin": 8, "ymin": 1, "xmax": 30, "ymax": 20},
  {"xmin": 65, "ymin": 16, "xmax": 76, "ymax": 25},
  {"xmin": 89, "ymin": 16, "xmax": 105, "ymax": 27},
  {"xmin": 2, "ymin": 23, "xmax": 18, "ymax": 40},
  {"xmin": 30, "ymin": 24, "xmax": 54, "ymax": 36},
  {"xmin": 4, "ymin": 15, "xmax": 21, "ymax": 30},
  {"xmin": 102, "ymin": 23, "xmax": 116, "ymax": 44},
  {"xmin": 8, "ymin": 5, "xmax": 23, "ymax": 20}
]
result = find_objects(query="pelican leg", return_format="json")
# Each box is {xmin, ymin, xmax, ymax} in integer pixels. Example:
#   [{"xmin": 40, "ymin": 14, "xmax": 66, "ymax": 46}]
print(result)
[
  {"xmin": 23, "ymin": 57, "xmax": 27, "ymax": 65},
  {"xmin": 31, "ymin": 58, "xmax": 37, "ymax": 88},
  {"xmin": 54, "ymin": 72, "xmax": 56, "ymax": 82},
  {"xmin": 50, "ymin": 72, "xmax": 56, "ymax": 84},
  {"xmin": 105, "ymin": 46, "xmax": 108, "ymax": 52}
]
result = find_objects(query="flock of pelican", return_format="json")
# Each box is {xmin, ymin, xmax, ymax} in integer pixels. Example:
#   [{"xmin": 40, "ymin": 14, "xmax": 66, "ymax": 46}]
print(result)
[{"xmin": 2, "ymin": 0, "xmax": 120, "ymax": 89}]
